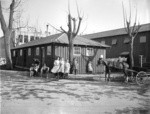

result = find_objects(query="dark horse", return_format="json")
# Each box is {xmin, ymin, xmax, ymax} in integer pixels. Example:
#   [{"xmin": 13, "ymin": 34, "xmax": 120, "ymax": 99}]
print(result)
[{"xmin": 97, "ymin": 58, "xmax": 111, "ymax": 81}]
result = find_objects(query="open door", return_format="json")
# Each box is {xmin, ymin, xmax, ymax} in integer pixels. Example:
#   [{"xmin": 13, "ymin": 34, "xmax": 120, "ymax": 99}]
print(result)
[{"xmin": 23, "ymin": 49, "xmax": 27, "ymax": 67}]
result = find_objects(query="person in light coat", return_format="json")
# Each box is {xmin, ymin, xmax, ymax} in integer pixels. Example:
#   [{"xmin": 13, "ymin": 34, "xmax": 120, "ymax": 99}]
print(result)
[
  {"xmin": 64, "ymin": 59, "xmax": 70, "ymax": 78},
  {"xmin": 58, "ymin": 57, "xmax": 65, "ymax": 79},
  {"xmin": 51, "ymin": 57, "xmax": 60, "ymax": 79},
  {"xmin": 88, "ymin": 61, "xmax": 93, "ymax": 74}
]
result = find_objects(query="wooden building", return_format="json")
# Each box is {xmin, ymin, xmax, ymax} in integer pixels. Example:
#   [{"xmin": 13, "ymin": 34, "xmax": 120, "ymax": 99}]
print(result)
[
  {"xmin": 83, "ymin": 23, "xmax": 150, "ymax": 67},
  {"xmin": 11, "ymin": 33, "xmax": 109, "ymax": 74}
]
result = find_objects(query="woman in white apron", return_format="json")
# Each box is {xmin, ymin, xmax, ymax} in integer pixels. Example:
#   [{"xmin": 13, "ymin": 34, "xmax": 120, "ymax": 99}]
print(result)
[{"xmin": 51, "ymin": 57, "xmax": 60, "ymax": 78}]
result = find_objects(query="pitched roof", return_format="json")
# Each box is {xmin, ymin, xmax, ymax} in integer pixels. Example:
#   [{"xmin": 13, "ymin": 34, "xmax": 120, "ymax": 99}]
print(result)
[
  {"xmin": 82, "ymin": 23, "xmax": 150, "ymax": 39},
  {"xmin": 12, "ymin": 33, "xmax": 110, "ymax": 49}
]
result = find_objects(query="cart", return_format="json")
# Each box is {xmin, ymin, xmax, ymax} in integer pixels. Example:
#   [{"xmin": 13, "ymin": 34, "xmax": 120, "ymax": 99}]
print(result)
[
  {"xmin": 135, "ymin": 71, "xmax": 150, "ymax": 85},
  {"xmin": 117, "ymin": 68, "xmax": 150, "ymax": 85}
]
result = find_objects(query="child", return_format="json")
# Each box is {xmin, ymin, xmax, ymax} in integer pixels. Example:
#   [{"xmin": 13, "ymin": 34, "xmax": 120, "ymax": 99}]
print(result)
[
  {"xmin": 29, "ymin": 58, "xmax": 40, "ymax": 77},
  {"xmin": 88, "ymin": 61, "xmax": 93, "ymax": 74},
  {"xmin": 72, "ymin": 58, "xmax": 79, "ymax": 75},
  {"xmin": 64, "ymin": 59, "xmax": 70, "ymax": 79},
  {"xmin": 58, "ymin": 57, "xmax": 65, "ymax": 79},
  {"xmin": 40, "ymin": 63, "xmax": 49, "ymax": 78},
  {"xmin": 51, "ymin": 57, "xmax": 60, "ymax": 79}
]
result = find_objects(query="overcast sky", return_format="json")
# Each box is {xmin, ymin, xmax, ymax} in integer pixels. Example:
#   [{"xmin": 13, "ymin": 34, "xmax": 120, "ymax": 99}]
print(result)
[{"xmin": 0, "ymin": 0, "xmax": 150, "ymax": 37}]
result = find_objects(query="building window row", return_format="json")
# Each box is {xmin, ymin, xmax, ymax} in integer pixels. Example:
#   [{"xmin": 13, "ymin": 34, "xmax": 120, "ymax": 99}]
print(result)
[
  {"xmin": 18, "ymin": 35, "xmax": 41, "ymax": 43},
  {"xmin": 17, "ymin": 46, "xmax": 94, "ymax": 57},
  {"xmin": 102, "ymin": 36, "xmax": 146, "ymax": 46}
]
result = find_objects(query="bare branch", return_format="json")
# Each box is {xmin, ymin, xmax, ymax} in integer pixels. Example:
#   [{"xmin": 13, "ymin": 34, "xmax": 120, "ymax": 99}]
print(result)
[
  {"xmin": 134, "ymin": 22, "xmax": 141, "ymax": 37},
  {"xmin": 68, "ymin": 0, "xmax": 70, "ymax": 15},
  {"xmin": 76, "ymin": 0, "xmax": 80, "ymax": 18},
  {"xmin": 72, "ymin": 18, "xmax": 76, "ymax": 33},
  {"xmin": 13, "ymin": 24, "xmax": 27, "ymax": 30},
  {"xmin": 129, "ymin": 0, "xmax": 131, "ymax": 24},
  {"xmin": 122, "ymin": 2, "xmax": 128, "ymax": 33},
  {"xmin": 131, "ymin": 8, "xmax": 137, "ymax": 34},
  {"xmin": 75, "ymin": 17, "xmax": 82, "ymax": 36},
  {"xmin": 14, "ymin": 0, "xmax": 21, "ymax": 9},
  {"xmin": 60, "ymin": 26, "xmax": 67, "ymax": 34},
  {"xmin": 48, "ymin": 23, "xmax": 65, "ymax": 33},
  {"xmin": 68, "ymin": 14, "xmax": 72, "ymax": 33}
]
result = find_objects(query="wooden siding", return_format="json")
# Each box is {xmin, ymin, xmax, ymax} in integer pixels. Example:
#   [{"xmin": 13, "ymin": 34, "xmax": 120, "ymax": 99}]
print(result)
[
  {"xmin": 93, "ymin": 31, "xmax": 150, "ymax": 67},
  {"xmin": 54, "ymin": 44, "xmax": 105, "ymax": 74}
]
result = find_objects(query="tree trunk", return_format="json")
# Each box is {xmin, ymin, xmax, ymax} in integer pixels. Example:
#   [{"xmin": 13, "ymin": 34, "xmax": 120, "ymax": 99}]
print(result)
[
  {"xmin": 4, "ymin": 30, "xmax": 13, "ymax": 69},
  {"xmin": 69, "ymin": 41, "xmax": 74, "ymax": 63},
  {"xmin": 130, "ymin": 37, "xmax": 134, "ymax": 69}
]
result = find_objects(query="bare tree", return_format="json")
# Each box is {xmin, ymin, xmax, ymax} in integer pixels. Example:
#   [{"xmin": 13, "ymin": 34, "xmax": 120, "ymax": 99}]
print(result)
[
  {"xmin": 48, "ymin": 2, "xmax": 83, "ymax": 63},
  {"xmin": 122, "ymin": 2, "xmax": 141, "ymax": 68},
  {"xmin": 0, "ymin": 0, "xmax": 16, "ymax": 69},
  {"xmin": 61, "ymin": 2, "xmax": 82, "ymax": 63}
]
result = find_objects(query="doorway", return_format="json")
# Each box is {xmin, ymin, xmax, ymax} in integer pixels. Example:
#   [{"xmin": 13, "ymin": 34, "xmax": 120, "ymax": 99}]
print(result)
[{"xmin": 41, "ymin": 47, "xmax": 45, "ymax": 66}]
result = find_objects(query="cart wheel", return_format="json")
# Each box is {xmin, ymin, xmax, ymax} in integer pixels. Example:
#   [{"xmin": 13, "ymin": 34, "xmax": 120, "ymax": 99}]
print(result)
[{"xmin": 136, "ymin": 71, "xmax": 148, "ymax": 85}]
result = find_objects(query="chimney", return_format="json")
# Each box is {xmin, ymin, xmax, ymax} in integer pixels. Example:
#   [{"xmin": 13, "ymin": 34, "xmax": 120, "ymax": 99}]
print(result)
[{"xmin": 46, "ymin": 24, "xmax": 49, "ymax": 36}]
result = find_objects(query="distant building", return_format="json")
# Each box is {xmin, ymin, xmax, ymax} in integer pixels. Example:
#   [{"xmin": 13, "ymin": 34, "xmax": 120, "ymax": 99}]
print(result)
[
  {"xmin": 83, "ymin": 23, "xmax": 150, "ymax": 67},
  {"xmin": 14, "ymin": 27, "xmax": 46, "ymax": 46}
]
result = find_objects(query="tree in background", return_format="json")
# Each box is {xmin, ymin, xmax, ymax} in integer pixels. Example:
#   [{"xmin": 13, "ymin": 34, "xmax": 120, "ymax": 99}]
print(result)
[
  {"xmin": 122, "ymin": 1, "xmax": 141, "ymax": 69},
  {"xmin": 60, "ymin": 2, "xmax": 83, "ymax": 63},
  {"xmin": 0, "ymin": 0, "xmax": 19, "ymax": 69},
  {"xmin": 49, "ymin": 2, "xmax": 83, "ymax": 63}
]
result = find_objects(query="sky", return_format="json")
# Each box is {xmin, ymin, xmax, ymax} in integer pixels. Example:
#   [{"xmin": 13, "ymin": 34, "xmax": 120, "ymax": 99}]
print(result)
[{"xmin": 0, "ymin": 0, "xmax": 150, "ymax": 37}]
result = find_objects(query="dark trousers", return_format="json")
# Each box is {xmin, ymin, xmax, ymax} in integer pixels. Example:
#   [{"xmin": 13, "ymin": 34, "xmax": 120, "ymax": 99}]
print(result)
[
  {"xmin": 73, "ymin": 69, "xmax": 78, "ymax": 75},
  {"xmin": 59, "ymin": 72, "xmax": 64, "ymax": 79}
]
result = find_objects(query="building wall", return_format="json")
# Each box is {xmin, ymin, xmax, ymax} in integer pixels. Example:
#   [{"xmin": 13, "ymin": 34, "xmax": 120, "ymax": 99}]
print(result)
[
  {"xmin": 12, "ymin": 44, "xmax": 106, "ymax": 74},
  {"xmin": 93, "ymin": 31, "xmax": 150, "ymax": 67}
]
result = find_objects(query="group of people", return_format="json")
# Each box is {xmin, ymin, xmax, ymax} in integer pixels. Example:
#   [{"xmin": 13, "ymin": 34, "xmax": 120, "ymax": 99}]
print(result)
[
  {"xmin": 29, "ymin": 56, "xmax": 129, "ymax": 82},
  {"xmin": 29, "ymin": 58, "xmax": 50, "ymax": 78},
  {"xmin": 51, "ymin": 57, "xmax": 70, "ymax": 79}
]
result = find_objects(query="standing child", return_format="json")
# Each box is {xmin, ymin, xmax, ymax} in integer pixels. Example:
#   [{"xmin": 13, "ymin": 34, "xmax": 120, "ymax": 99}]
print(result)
[
  {"xmin": 88, "ymin": 61, "xmax": 93, "ymax": 74},
  {"xmin": 64, "ymin": 59, "xmax": 70, "ymax": 79},
  {"xmin": 58, "ymin": 57, "xmax": 65, "ymax": 79},
  {"xmin": 51, "ymin": 57, "xmax": 60, "ymax": 79},
  {"xmin": 72, "ymin": 58, "xmax": 79, "ymax": 75}
]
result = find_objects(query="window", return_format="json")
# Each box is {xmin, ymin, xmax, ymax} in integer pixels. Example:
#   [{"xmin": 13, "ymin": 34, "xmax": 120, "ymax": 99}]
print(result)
[
  {"xmin": 13, "ymin": 50, "xmax": 15, "ymax": 57},
  {"xmin": 101, "ymin": 41, "xmax": 105, "ymax": 44},
  {"xmin": 86, "ymin": 48, "xmax": 94, "ymax": 56},
  {"xmin": 124, "ymin": 38, "xmax": 130, "ymax": 44},
  {"xmin": 112, "ymin": 39, "xmax": 117, "ymax": 45},
  {"xmin": 36, "ymin": 47, "xmax": 39, "ymax": 55},
  {"xmin": 28, "ymin": 48, "xmax": 31, "ymax": 56},
  {"xmin": 30, "ymin": 36, "xmax": 34, "ymax": 41},
  {"xmin": 73, "ymin": 47, "xmax": 81, "ymax": 56},
  {"xmin": 35, "ymin": 37, "xmax": 39, "ymax": 40},
  {"xmin": 20, "ymin": 49, "xmax": 22, "ymax": 56},
  {"xmin": 18, "ymin": 35, "xmax": 23, "ymax": 43},
  {"xmin": 24, "ymin": 35, "xmax": 28, "ymax": 43},
  {"xmin": 47, "ymin": 46, "xmax": 51, "ymax": 55},
  {"xmin": 140, "ymin": 36, "xmax": 146, "ymax": 43}
]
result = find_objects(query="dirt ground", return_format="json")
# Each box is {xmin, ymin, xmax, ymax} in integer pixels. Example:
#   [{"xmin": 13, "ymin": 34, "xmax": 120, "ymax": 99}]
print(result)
[{"xmin": 1, "ymin": 71, "xmax": 150, "ymax": 114}]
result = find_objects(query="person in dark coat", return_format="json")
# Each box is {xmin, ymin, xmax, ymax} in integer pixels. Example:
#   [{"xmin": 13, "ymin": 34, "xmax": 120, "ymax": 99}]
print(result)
[
  {"xmin": 72, "ymin": 58, "xmax": 79, "ymax": 75},
  {"xmin": 97, "ymin": 58, "xmax": 111, "ymax": 81},
  {"xmin": 40, "ymin": 63, "xmax": 49, "ymax": 78},
  {"xmin": 29, "ymin": 58, "xmax": 40, "ymax": 77}
]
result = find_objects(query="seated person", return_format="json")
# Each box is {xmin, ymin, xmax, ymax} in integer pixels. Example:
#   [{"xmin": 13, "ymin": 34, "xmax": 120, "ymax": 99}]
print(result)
[
  {"xmin": 40, "ymin": 63, "xmax": 49, "ymax": 78},
  {"xmin": 29, "ymin": 63, "xmax": 40, "ymax": 77}
]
